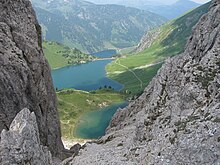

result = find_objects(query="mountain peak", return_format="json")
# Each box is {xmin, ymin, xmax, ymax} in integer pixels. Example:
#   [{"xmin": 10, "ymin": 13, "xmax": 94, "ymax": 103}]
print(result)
[
  {"xmin": 174, "ymin": 0, "xmax": 199, "ymax": 5},
  {"xmin": 32, "ymin": 0, "xmax": 166, "ymax": 53}
]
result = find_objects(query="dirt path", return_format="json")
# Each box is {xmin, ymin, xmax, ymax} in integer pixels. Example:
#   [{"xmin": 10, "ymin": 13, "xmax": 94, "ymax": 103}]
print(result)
[
  {"xmin": 114, "ymin": 59, "xmax": 143, "ymax": 89},
  {"xmin": 112, "ymin": 59, "xmax": 164, "ymax": 90}
]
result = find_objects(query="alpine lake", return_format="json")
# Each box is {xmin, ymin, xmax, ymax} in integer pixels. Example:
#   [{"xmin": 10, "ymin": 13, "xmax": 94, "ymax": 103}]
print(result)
[{"xmin": 52, "ymin": 50, "xmax": 128, "ymax": 139}]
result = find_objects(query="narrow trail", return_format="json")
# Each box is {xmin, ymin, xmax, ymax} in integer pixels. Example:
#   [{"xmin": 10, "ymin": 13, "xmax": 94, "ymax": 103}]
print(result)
[{"xmin": 114, "ymin": 59, "xmax": 144, "ymax": 89}]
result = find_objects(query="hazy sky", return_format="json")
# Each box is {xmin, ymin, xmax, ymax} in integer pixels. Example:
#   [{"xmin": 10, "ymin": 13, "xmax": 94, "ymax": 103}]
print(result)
[
  {"xmin": 152, "ymin": 0, "xmax": 211, "ymax": 4},
  {"xmin": 86, "ymin": 0, "xmax": 211, "ymax": 5}
]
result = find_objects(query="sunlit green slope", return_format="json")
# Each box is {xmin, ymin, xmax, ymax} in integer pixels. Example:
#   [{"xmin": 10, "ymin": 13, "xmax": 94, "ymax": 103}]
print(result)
[
  {"xmin": 43, "ymin": 41, "xmax": 96, "ymax": 69},
  {"xmin": 106, "ymin": 2, "xmax": 210, "ymax": 96}
]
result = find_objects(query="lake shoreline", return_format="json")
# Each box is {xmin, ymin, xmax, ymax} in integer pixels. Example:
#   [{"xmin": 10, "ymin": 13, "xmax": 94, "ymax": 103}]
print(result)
[
  {"xmin": 52, "ymin": 59, "xmax": 123, "ymax": 91},
  {"xmin": 51, "ymin": 57, "xmax": 117, "ymax": 71},
  {"xmin": 57, "ymin": 89, "xmax": 126, "ymax": 140},
  {"xmin": 52, "ymin": 49, "xmax": 128, "ymax": 140},
  {"xmin": 74, "ymin": 101, "xmax": 128, "ymax": 139}
]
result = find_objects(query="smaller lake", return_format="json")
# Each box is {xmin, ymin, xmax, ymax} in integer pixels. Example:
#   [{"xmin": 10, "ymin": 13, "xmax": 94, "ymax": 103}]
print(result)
[
  {"xmin": 52, "ymin": 60, "xmax": 123, "ymax": 91},
  {"xmin": 75, "ymin": 102, "xmax": 128, "ymax": 139},
  {"xmin": 91, "ymin": 49, "xmax": 117, "ymax": 58}
]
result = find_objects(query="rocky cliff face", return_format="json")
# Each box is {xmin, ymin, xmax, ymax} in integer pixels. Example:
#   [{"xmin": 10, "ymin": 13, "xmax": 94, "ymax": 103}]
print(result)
[
  {"xmin": 135, "ymin": 29, "xmax": 161, "ymax": 53},
  {"xmin": 66, "ymin": 0, "xmax": 220, "ymax": 164},
  {"xmin": 0, "ymin": 0, "xmax": 64, "ymax": 158},
  {"xmin": 0, "ymin": 109, "xmax": 53, "ymax": 164}
]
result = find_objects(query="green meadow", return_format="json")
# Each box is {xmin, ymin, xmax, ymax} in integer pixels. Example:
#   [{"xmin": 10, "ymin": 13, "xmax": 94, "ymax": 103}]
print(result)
[
  {"xmin": 43, "ymin": 41, "xmax": 96, "ymax": 69},
  {"xmin": 57, "ymin": 89, "xmax": 125, "ymax": 139}
]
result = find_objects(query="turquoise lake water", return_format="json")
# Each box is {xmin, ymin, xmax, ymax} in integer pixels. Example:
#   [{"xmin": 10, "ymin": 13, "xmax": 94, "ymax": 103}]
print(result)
[
  {"xmin": 75, "ymin": 102, "xmax": 128, "ymax": 139},
  {"xmin": 52, "ymin": 60, "xmax": 123, "ymax": 91},
  {"xmin": 52, "ymin": 50, "xmax": 127, "ymax": 139}
]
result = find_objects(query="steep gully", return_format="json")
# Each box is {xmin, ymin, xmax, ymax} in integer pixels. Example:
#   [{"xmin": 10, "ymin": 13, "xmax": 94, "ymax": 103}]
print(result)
[{"xmin": 0, "ymin": 0, "xmax": 219, "ymax": 164}]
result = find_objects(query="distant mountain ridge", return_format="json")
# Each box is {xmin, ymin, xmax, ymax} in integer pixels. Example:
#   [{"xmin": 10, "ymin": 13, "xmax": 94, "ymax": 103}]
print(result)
[
  {"xmin": 143, "ymin": 0, "xmax": 200, "ymax": 19},
  {"xmin": 136, "ymin": 1, "xmax": 210, "ymax": 53},
  {"xmin": 32, "ymin": 0, "xmax": 166, "ymax": 53},
  {"xmin": 84, "ymin": 0, "xmax": 177, "ymax": 6},
  {"xmin": 84, "ymin": 0, "xmax": 201, "ymax": 19}
]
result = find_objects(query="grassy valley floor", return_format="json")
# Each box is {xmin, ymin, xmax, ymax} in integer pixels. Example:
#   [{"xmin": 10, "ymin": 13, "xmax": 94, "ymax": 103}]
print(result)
[
  {"xmin": 107, "ymin": 62, "xmax": 163, "ymax": 96},
  {"xmin": 57, "ymin": 89, "xmax": 125, "ymax": 140}
]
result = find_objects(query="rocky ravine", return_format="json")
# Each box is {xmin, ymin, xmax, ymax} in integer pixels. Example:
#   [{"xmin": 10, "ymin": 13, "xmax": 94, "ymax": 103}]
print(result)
[
  {"xmin": 65, "ymin": 0, "xmax": 220, "ymax": 164},
  {"xmin": 0, "ymin": 0, "xmax": 219, "ymax": 164},
  {"xmin": 0, "ymin": 0, "xmax": 67, "ymax": 159}
]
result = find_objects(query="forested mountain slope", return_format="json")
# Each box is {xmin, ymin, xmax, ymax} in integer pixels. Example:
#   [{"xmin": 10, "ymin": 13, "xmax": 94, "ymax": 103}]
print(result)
[{"xmin": 32, "ymin": 0, "xmax": 166, "ymax": 53}]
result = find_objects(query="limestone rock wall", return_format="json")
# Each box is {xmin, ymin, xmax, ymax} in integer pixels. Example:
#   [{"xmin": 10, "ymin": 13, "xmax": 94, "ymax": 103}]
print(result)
[
  {"xmin": 0, "ymin": 108, "xmax": 52, "ymax": 165},
  {"xmin": 0, "ymin": 0, "xmax": 64, "ymax": 158}
]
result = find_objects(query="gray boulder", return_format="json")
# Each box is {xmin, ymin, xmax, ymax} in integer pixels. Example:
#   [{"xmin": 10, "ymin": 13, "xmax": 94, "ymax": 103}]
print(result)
[{"xmin": 0, "ymin": 108, "xmax": 52, "ymax": 165}]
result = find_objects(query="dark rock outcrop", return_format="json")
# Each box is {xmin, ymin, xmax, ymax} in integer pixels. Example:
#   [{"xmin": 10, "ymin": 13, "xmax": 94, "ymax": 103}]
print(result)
[
  {"xmin": 0, "ymin": 0, "xmax": 64, "ymax": 158},
  {"xmin": 65, "ymin": 0, "xmax": 220, "ymax": 164},
  {"xmin": 0, "ymin": 108, "xmax": 52, "ymax": 165}
]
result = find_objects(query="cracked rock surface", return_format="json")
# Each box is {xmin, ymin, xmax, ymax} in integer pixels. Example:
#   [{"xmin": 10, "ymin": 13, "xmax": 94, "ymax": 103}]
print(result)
[
  {"xmin": 0, "ymin": 0, "xmax": 64, "ymax": 158},
  {"xmin": 0, "ymin": 108, "xmax": 52, "ymax": 165}
]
